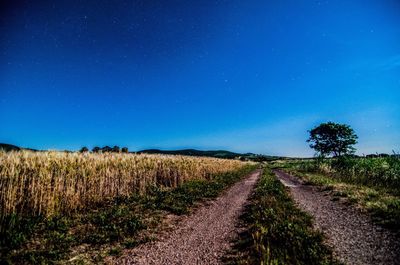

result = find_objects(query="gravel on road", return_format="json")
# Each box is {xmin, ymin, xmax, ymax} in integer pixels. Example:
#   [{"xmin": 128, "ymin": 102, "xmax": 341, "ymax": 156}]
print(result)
[
  {"xmin": 274, "ymin": 169, "xmax": 400, "ymax": 265},
  {"xmin": 115, "ymin": 169, "xmax": 261, "ymax": 265}
]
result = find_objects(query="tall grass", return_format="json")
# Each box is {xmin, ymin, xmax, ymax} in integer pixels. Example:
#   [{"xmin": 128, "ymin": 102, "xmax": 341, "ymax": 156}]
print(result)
[
  {"xmin": 278, "ymin": 156, "xmax": 400, "ymax": 191},
  {"xmin": 329, "ymin": 156, "xmax": 400, "ymax": 188},
  {"xmin": 0, "ymin": 151, "xmax": 247, "ymax": 228}
]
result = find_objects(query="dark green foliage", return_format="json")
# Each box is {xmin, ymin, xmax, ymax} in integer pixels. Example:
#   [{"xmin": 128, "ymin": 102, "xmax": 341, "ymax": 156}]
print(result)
[
  {"xmin": 102, "ymin": 146, "xmax": 112, "ymax": 152},
  {"xmin": 1, "ymin": 216, "xmax": 77, "ymax": 264},
  {"xmin": 0, "ymin": 198, "xmax": 147, "ymax": 263},
  {"xmin": 307, "ymin": 122, "xmax": 358, "ymax": 157},
  {"xmin": 121, "ymin": 147, "xmax": 128, "ymax": 153},
  {"xmin": 122, "ymin": 237, "xmax": 150, "ymax": 248},
  {"xmin": 369, "ymin": 199, "xmax": 400, "ymax": 229},
  {"xmin": 92, "ymin": 146, "xmax": 101, "ymax": 153},
  {"xmin": 112, "ymin": 146, "xmax": 120, "ymax": 153},
  {"xmin": 108, "ymin": 247, "xmax": 122, "ymax": 256},
  {"xmin": 0, "ymin": 214, "xmax": 41, "ymax": 252},
  {"xmin": 82, "ymin": 205, "xmax": 144, "ymax": 244},
  {"xmin": 92, "ymin": 145, "xmax": 123, "ymax": 153},
  {"xmin": 79, "ymin": 146, "xmax": 89, "ymax": 153},
  {"xmin": 231, "ymin": 168, "xmax": 337, "ymax": 265}
]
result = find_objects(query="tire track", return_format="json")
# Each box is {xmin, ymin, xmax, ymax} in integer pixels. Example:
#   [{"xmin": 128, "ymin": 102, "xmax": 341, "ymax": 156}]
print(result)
[
  {"xmin": 274, "ymin": 169, "xmax": 400, "ymax": 265},
  {"xmin": 115, "ymin": 169, "xmax": 261, "ymax": 265}
]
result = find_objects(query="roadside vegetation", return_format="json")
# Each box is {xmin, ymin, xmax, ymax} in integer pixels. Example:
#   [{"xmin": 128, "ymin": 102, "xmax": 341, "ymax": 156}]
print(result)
[
  {"xmin": 0, "ymin": 151, "xmax": 255, "ymax": 264},
  {"xmin": 272, "ymin": 156, "xmax": 400, "ymax": 229},
  {"xmin": 229, "ymin": 168, "xmax": 338, "ymax": 265},
  {"xmin": 268, "ymin": 121, "xmax": 400, "ymax": 229}
]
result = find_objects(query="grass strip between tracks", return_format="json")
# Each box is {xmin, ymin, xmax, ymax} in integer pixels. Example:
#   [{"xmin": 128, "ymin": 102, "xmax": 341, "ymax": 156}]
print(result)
[{"xmin": 228, "ymin": 167, "xmax": 340, "ymax": 265}]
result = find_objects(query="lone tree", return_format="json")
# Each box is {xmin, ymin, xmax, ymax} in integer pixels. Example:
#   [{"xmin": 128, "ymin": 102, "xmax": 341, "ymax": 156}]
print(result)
[{"xmin": 307, "ymin": 122, "xmax": 358, "ymax": 157}]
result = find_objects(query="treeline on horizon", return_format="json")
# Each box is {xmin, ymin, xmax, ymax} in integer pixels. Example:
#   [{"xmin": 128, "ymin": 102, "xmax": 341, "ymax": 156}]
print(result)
[
  {"xmin": 0, "ymin": 143, "xmax": 277, "ymax": 161},
  {"xmin": 80, "ymin": 145, "xmax": 128, "ymax": 153},
  {"xmin": 0, "ymin": 142, "xmax": 398, "ymax": 160}
]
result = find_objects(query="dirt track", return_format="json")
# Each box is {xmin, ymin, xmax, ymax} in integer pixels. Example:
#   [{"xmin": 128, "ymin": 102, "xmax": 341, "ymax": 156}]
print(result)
[
  {"xmin": 274, "ymin": 169, "xmax": 400, "ymax": 265},
  {"xmin": 115, "ymin": 169, "xmax": 261, "ymax": 265}
]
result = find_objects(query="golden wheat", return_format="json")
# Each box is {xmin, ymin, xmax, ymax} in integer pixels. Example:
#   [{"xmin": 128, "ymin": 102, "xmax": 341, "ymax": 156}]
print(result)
[{"xmin": 0, "ymin": 151, "xmax": 247, "ymax": 223}]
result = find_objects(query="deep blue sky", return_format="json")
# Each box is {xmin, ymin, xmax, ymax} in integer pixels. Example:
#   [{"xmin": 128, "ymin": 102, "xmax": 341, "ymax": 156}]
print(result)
[{"xmin": 1, "ymin": 0, "xmax": 399, "ymax": 156}]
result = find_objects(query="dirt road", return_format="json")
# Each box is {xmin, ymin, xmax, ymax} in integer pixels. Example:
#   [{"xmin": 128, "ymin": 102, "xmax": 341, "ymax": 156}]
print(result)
[
  {"xmin": 274, "ymin": 169, "xmax": 400, "ymax": 265},
  {"xmin": 116, "ymin": 169, "xmax": 261, "ymax": 265}
]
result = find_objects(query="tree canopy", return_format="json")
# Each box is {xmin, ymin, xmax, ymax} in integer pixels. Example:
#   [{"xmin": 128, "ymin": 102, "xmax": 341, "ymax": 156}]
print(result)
[
  {"xmin": 307, "ymin": 122, "xmax": 358, "ymax": 157},
  {"xmin": 79, "ymin": 147, "xmax": 89, "ymax": 153}
]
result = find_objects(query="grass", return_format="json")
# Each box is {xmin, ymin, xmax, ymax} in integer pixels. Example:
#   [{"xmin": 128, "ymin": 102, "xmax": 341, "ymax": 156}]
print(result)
[
  {"xmin": 272, "ymin": 158, "xmax": 400, "ymax": 230},
  {"xmin": 228, "ymin": 168, "xmax": 338, "ymax": 265},
  {"xmin": 0, "ymin": 163, "xmax": 257, "ymax": 264},
  {"xmin": 273, "ymin": 156, "xmax": 400, "ymax": 192}
]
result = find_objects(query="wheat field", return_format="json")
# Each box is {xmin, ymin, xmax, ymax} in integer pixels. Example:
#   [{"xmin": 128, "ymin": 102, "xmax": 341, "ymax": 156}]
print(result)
[{"xmin": 0, "ymin": 151, "xmax": 247, "ymax": 224}]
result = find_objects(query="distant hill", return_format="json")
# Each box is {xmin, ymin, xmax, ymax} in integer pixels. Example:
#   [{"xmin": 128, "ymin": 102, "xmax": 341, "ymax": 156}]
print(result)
[
  {"xmin": 138, "ymin": 149, "xmax": 242, "ymax": 159},
  {"xmin": 137, "ymin": 148, "xmax": 282, "ymax": 161},
  {"xmin": 0, "ymin": 143, "xmax": 38, "ymax": 152},
  {"xmin": 0, "ymin": 143, "xmax": 282, "ymax": 161},
  {"xmin": 0, "ymin": 143, "xmax": 21, "ymax": 152}
]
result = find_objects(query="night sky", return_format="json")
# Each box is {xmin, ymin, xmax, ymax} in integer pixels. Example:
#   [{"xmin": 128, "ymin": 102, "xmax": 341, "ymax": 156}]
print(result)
[{"xmin": 1, "ymin": 0, "xmax": 399, "ymax": 156}]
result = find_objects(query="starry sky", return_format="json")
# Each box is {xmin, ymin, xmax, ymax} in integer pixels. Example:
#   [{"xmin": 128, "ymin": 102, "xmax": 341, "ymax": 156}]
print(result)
[{"xmin": 1, "ymin": 0, "xmax": 399, "ymax": 156}]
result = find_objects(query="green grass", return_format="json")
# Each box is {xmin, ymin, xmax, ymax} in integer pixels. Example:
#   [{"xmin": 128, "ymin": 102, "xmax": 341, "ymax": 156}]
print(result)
[
  {"xmin": 273, "ymin": 159, "xmax": 400, "ymax": 230},
  {"xmin": 228, "ymin": 168, "xmax": 338, "ymax": 265},
  {"xmin": 0, "ymin": 165, "xmax": 257, "ymax": 264},
  {"xmin": 272, "ymin": 156, "xmax": 400, "ymax": 192}
]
